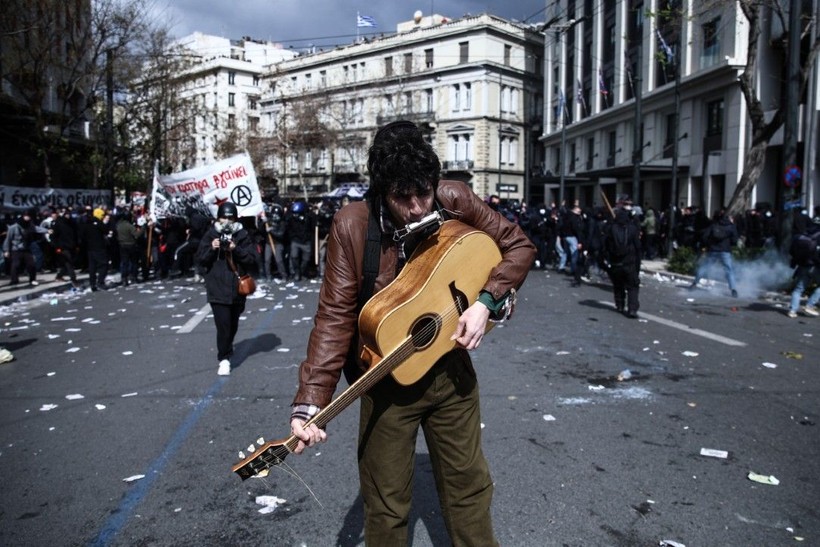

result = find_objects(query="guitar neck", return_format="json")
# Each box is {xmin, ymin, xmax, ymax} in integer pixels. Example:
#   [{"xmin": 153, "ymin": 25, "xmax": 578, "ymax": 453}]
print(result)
[{"xmin": 296, "ymin": 341, "xmax": 413, "ymax": 438}]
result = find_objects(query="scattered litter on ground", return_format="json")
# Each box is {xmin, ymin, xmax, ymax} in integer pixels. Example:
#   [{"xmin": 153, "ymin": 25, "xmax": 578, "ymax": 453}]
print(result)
[
  {"xmin": 121, "ymin": 392, "xmax": 138, "ymax": 398},
  {"xmin": 556, "ymin": 351, "xmax": 570, "ymax": 355},
  {"xmin": 617, "ymin": 370, "xmax": 633, "ymax": 381},
  {"xmin": 39, "ymin": 404, "xmax": 58, "ymax": 411},
  {"xmin": 682, "ymin": 351, "xmax": 699, "ymax": 357},
  {"xmin": 659, "ymin": 541, "xmax": 686, "ymax": 547},
  {"xmin": 277, "ymin": 348, "xmax": 290, "ymax": 352},
  {"xmin": 782, "ymin": 351, "xmax": 803, "ymax": 360},
  {"xmin": 65, "ymin": 347, "xmax": 80, "ymax": 353},
  {"xmin": 762, "ymin": 362, "xmax": 777, "ymax": 369},
  {"xmin": 65, "ymin": 394, "xmax": 84, "ymax": 400},
  {"xmin": 588, "ymin": 384, "xmax": 605, "ymax": 391},
  {"xmin": 747, "ymin": 471, "xmax": 779, "ymax": 485},
  {"xmin": 0, "ymin": 348, "xmax": 13, "ymax": 363},
  {"xmin": 95, "ymin": 404, "xmax": 106, "ymax": 410},
  {"xmin": 123, "ymin": 474, "xmax": 145, "ymax": 483},
  {"xmin": 543, "ymin": 414, "xmax": 556, "ymax": 421},
  {"xmin": 122, "ymin": 351, "xmax": 133, "ymax": 356},
  {"xmin": 700, "ymin": 448, "xmax": 728, "ymax": 459},
  {"xmin": 255, "ymin": 495, "xmax": 286, "ymax": 514}
]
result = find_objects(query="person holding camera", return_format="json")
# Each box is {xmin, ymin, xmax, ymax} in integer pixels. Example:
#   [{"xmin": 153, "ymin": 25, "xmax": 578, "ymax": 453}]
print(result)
[{"xmin": 195, "ymin": 202, "xmax": 258, "ymax": 376}]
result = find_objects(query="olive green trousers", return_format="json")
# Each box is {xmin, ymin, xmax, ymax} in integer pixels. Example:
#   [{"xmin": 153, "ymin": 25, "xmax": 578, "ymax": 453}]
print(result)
[{"xmin": 357, "ymin": 351, "xmax": 498, "ymax": 546}]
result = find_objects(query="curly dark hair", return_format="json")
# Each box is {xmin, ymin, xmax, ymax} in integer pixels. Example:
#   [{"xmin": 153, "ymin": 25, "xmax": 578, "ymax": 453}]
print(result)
[{"xmin": 366, "ymin": 121, "xmax": 440, "ymax": 208}]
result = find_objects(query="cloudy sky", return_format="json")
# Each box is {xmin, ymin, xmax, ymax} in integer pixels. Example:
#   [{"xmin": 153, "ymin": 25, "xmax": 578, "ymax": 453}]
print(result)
[{"xmin": 157, "ymin": 0, "xmax": 548, "ymax": 49}]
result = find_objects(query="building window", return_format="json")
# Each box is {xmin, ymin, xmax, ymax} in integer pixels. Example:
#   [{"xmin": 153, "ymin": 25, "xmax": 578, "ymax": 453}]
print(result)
[
  {"xmin": 463, "ymin": 83, "xmax": 472, "ymax": 111},
  {"xmin": 404, "ymin": 53, "xmax": 413, "ymax": 73},
  {"xmin": 425, "ymin": 89, "xmax": 434, "ymax": 112},
  {"xmin": 228, "ymin": 114, "xmax": 235, "ymax": 128},
  {"xmin": 452, "ymin": 84, "xmax": 461, "ymax": 111},
  {"xmin": 384, "ymin": 57, "xmax": 393, "ymax": 77},
  {"xmin": 318, "ymin": 148, "xmax": 328, "ymax": 171},
  {"xmin": 352, "ymin": 64, "xmax": 358, "ymax": 82},
  {"xmin": 249, "ymin": 117, "xmax": 259, "ymax": 132},
  {"xmin": 500, "ymin": 136, "xmax": 519, "ymax": 166},
  {"xmin": 248, "ymin": 98, "xmax": 257, "ymax": 110},
  {"xmin": 504, "ymin": 44, "xmax": 511, "ymax": 66},
  {"xmin": 253, "ymin": 75, "xmax": 260, "ymax": 86},
  {"xmin": 304, "ymin": 150, "xmax": 312, "ymax": 171},
  {"xmin": 402, "ymin": 92, "xmax": 412, "ymax": 113},
  {"xmin": 289, "ymin": 153, "xmax": 298, "ymax": 171},
  {"xmin": 425, "ymin": 48, "xmax": 434, "ymax": 68},
  {"xmin": 305, "ymin": 73, "xmax": 312, "ymax": 88},
  {"xmin": 228, "ymin": 71, "xmax": 236, "ymax": 85},
  {"xmin": 320, "ymin": 70, "xmax": 327, "ymax": 86},
  {"xmin": 448, "ymin": 133, "xmax": 474, "ymax": 162},
  {"xmin": 706, "ymin": 99, "xmax": 724, "ymax": 137},
  {"xmin": 586, "ymin": 137, "xmax": 595, "ymax": 170},
  {"xmin": 459, "ymin": 41, "xmax": 469, "ymax": 64},
  {"xmin": 702, "ymin": 18, "xmax": 721, "ymax": 68},
  {"xmin": 228, "ymin": 93, "xmax": 235, "ymax": 107},
  {"xmin": 607, "ymin": 130, "xmax": 617, "ymax": 166}
]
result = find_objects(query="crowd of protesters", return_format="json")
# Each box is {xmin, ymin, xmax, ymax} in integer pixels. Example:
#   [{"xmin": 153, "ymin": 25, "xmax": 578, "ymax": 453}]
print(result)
[{"xmin": 0, "ymin": 196, "xmax": 346, "ymax": 290}]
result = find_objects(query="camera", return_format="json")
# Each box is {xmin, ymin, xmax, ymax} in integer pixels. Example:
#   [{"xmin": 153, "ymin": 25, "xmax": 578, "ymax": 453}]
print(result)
[{"xmin": 219, "ymin": 232, "xmax": 233, "ymax": 250}]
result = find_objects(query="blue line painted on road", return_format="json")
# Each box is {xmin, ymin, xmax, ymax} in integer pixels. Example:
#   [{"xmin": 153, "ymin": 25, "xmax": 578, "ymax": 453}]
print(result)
[{"xmin": 88, "ymin": 301, "xmax": 284, "ymax": 546}]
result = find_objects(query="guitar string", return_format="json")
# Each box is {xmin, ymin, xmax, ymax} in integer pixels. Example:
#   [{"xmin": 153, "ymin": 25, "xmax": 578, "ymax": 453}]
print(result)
[
  {"xmin": 262, "ymin": 459, "xmax": 325, "ymax": 508},
  {"xmin": 245, "ymin": 299, "xmax": 467, "ymax": 480}
]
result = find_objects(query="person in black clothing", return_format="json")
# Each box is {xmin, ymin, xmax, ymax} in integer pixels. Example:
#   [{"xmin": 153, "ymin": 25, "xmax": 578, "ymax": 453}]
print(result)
[
  {"xmin": 175, "ymin": 207, "xmax": 209, "ymax": 278},
  {"xmin": 605, "ymin": 207, "xmax": 642, "ymax": 317},
  {"xmin": 287, "ymin": 201, "xmax": 314, "ymax": 281},
  {"xmin": 566, "ymin": 205, "xmax": 586, "ymax": 286},
  {"xmin": 79, "ymin": 208, "xmax": 111, "ymax": 291},
  {"xmin": 49, "ymin": 207, "xmax": 80, "ymax": 287},
  {"xmin": 689, "ymin": 209, "xmax": 739, "ymax": 297},
  {"xmin": 195, "ymin": 202, "xmax": 258, "ymax": 376}
]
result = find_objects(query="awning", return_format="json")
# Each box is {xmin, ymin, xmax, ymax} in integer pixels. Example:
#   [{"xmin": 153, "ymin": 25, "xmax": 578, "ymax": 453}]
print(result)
[{"xmin": 576, "ymin": 163, "xmax": 690, "ymax": 179}]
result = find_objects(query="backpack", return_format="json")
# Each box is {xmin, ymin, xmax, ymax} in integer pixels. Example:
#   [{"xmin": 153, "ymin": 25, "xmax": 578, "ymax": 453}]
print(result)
[
  {"xmin": 608, "ymin": 224, "xmax": 630, "ymax": 262},
  {"xmin": 708, "ymin": 222, "xmax": 730, "ymax": 244},
  {"xmin": 790, "ymin": 231, "xmax": 820, "ymax": 266}
]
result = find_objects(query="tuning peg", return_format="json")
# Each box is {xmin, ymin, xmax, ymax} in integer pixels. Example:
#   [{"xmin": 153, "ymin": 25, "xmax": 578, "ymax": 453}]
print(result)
[
  {"xmin": 238, "ymin": 451, "xmax": 246, "ymax": 459},
  {"xmin": 247, "ymin": 444, "xmax": 255, "ymax": 453},
  {"xmin": 256, "ymin": 437, "xmax": 265, "ymax": 445}
]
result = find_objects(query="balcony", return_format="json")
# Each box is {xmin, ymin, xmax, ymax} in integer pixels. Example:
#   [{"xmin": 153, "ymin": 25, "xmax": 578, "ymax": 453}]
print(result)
[
  {"xmin": 442, "ymin": 160, "xmax": 474, "ymax": 171},
  {"xmin": 376, "ymin": 112, "xmax": 435, "ymax": 126}
]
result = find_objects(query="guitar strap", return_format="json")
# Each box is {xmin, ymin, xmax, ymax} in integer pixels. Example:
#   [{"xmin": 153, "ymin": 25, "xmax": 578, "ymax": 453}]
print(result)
[{"xmin": 343, "ymin": 205, "xmax": 382, "ymax": 384}]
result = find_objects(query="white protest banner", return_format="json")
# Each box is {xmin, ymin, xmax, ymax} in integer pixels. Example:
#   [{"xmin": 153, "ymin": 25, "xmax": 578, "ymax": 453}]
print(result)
[
  {"xmin": 152, "ymin": 153, "xmax": 263, "ymax": 219},
  {"xmin": 0, "ymin": 186, "xmax": 111, "ymax": 212}
]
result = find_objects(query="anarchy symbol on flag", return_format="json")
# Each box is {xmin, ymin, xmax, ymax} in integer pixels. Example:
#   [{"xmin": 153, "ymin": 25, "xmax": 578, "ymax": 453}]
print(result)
[{"xmin": 231, "ymin": 185, "xmax": 254, "ymax": 207}]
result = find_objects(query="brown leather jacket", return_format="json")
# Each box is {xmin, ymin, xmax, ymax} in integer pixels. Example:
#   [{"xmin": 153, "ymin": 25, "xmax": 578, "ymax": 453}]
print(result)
[{"xmin": 293, "ymin": 180, "xmax": 536, "ymax": 408}]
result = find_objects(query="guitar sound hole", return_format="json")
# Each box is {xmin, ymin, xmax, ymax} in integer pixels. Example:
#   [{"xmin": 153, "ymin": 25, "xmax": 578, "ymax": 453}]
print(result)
[{"xmin": 410, "ymin": 314, "xmax": 440, "ymax": 350}]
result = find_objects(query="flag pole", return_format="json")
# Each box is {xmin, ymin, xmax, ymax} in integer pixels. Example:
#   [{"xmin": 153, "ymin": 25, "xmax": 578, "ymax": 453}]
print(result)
[{"xmin": 357, "ymin": 11, "xmax": 360, "ymax": 42}]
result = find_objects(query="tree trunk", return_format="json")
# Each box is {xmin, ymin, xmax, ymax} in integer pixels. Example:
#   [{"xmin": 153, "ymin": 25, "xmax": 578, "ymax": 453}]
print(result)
[{"xmin": 726, "ymin": 139, "xmax": 768, "ymax": 218}]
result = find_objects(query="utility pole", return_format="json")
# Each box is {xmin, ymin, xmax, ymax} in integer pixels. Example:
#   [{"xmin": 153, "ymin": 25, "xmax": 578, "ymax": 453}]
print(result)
[
  {"xmin": 668, "ymin": 45, "xmax": 681, "ymax": 256},
  {"xmin": 106, "ymin": 49, "xmax": 115, "ymax": 207},
  {"xmin": 632, "ymin": 38, "xmax": 642, "ymax": 207},
  {"xmin": 780, "ymin": 0, "xmax": 802, "ymax": 249}
]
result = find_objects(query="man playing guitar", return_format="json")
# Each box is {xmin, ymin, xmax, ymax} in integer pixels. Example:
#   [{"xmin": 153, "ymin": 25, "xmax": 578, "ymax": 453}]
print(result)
[{"xmin": 290, "ymin": 120, "xmax": 535, "ymax": 545}]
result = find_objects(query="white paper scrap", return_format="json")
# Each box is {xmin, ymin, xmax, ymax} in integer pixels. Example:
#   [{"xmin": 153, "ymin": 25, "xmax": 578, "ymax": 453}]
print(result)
[
  {"xmin": 543, "ymin": 414, "xmax": 556, "ymax": 421},
  {"xmin": 762, "ymin": 362, "xmax": 777, "ymax": 369},
  {"xmin": 122, "ymin": 351, "xmax": 133, "ymax": 356},
  {"xmin": 65, "ymin": 347, "xmax": 80, "ymax": 353},
  {"xmin": 121, "ymin": 392, "xmax": 138, "ymax": 398},
  {"xmin": 123, "ymin": 474, "xmax": 145, "ymax": 483},
  {"xmin": 65, "ymin": 394, "xmax": 85, "ymax": 400},
  {"xmin": 39, "ymin": 404, "xmax": 58, "ymax": 411},
  {"xmin": 700, "ymin": 448, "xmax": 728, "ymax": 459},
  {"xmin": 255, "ymin": 495, "xmax": 286, "ymax": 514},
  {"xmin": 682, "ymin": 351, "xmax": 699, "ymax": 357},
  {"xmin": 95, "ymin": 404, "xmax": 106, "ymax": 410}
]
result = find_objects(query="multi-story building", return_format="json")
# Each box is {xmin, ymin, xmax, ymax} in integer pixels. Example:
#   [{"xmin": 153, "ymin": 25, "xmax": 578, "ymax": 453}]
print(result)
[
  {"xmin": 257, "ymin": 13, "xmax": 545, "ymax": 202},
  {"xmin": 143, "ymin": 32, "xmax": 296, "ymax": 172},
  {"xmin": 0, "ymin": 0, "xmax": 95, "ymax": 186},
  {"xmin": 538, "ymin": 0, "xmax": 819, "ymax": 215}
]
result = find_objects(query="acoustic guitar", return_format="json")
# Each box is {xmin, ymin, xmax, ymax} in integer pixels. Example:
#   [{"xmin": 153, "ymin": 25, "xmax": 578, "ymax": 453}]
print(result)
[{"xmin": 232, "ymin": 220, "xmax": 502, "ymax": 480}]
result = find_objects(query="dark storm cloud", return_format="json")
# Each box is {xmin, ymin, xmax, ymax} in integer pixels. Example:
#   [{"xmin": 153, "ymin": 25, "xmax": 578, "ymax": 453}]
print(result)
[{"xmin": 161, "ymin": 0, "xmax": 547, "ymax": 46}]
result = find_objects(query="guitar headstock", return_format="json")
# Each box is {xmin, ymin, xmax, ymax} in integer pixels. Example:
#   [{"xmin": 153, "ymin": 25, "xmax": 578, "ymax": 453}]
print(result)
[{"xmin": 232, "ymin": 436, "xmax": 292, "ymax": 480}]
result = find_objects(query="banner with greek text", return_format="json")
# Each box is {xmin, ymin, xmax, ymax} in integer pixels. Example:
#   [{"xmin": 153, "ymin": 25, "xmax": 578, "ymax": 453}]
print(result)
[
  {"xmin": 0, "ymin": 186, "xmax": 111, "ymax": 212},
  {"xmin": 151, "ymin": 153, "xmax": 263, "ymax": 220}
]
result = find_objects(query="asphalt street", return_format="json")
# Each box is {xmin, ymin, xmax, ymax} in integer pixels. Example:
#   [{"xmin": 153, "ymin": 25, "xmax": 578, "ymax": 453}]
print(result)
[{"xmin": 0, "ymin": 267, "xmax": 817, "ymax": 546}]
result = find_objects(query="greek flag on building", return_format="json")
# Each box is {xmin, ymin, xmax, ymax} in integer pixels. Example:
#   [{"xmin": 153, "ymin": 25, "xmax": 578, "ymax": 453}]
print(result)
[{"xmin": 357, "ymin": 14, "xmax": 377, "ymax": 27}]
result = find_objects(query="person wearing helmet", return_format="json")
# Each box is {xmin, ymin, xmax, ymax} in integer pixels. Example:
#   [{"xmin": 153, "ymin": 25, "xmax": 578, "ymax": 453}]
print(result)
[
  {"xmin": 195, "ymin": 201, "xmax": 258, "ymax": 375},
  {"xmin": 258, "ymin": 202, "xmax": 288, "ymax": 281},
  {"xmin": 286, "ymin": 200, "xmax": 314, "ymax": 281}
]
